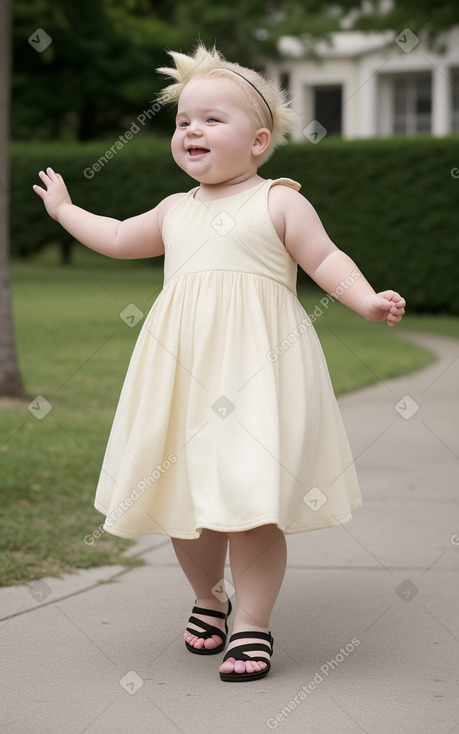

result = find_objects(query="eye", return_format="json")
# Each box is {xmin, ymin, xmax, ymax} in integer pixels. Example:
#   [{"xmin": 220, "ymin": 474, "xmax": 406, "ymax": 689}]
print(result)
[
  {"xmin": 206, "ymin": 117, "xmax": 220, "ymax": 124},
  {"xmin": 176, "ymin": 120, "xmax": 189, "ymax": 128}
]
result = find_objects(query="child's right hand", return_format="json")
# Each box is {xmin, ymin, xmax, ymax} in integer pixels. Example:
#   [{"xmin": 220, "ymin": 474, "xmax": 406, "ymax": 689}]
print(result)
[{"xmin": 33, "ymin": 167, "xmax": 72, "ymax": 221}]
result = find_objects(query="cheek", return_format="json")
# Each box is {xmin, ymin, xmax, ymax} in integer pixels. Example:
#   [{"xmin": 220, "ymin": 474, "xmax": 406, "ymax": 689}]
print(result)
[
  {"xmin": 171, "ymin": 130, "xmax": 179, "ymax": 152},
  {"xmin": 225, "ymin": 122, "xmax": 255, "ymax": 152},
  {"xmin": 170, "ymin": 132, "xmax": 182, "ymax": 162},
  {"xmin": 214, "ymin": 129, "xmax": 247, "ymax": 156}
]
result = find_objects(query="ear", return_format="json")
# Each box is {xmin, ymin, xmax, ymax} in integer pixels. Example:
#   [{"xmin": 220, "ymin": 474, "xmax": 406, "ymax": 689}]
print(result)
[{"xmin": 251, "ymin": 128, "xmax": 271, "ymax": 159}]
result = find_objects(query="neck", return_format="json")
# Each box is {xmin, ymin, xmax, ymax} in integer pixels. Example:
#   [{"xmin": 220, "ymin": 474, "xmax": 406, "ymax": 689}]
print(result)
[{"xmin": 195, "ymin": 173, "xmax": 263, "ymax": 201}]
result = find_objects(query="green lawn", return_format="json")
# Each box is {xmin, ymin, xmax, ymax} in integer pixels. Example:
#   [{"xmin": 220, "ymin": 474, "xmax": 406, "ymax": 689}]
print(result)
[{"xmin": 0, "ymin": 250, "xmax": 448, "ymax": 587}]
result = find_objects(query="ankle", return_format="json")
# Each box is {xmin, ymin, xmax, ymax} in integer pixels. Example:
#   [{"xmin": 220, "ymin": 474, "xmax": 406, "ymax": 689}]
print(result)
[
  {"xmin": 231, "ymin": 621, "xmax": 270, "ymax": 636},
  {"xmin": 194, "ymin": 596, "xmax": 228, "ymax": 612}
]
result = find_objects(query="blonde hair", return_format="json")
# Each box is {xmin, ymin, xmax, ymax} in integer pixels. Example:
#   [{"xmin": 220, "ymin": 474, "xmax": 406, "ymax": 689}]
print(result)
[{"xmin": 157, "ymin": 43, "xmax": 297, "ymax": 165}]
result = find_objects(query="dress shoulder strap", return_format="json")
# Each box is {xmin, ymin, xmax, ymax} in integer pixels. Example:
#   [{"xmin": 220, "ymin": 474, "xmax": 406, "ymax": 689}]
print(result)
[{"xmin": 269, "ymin": 177, "xmax": 301, "ymax": 192}]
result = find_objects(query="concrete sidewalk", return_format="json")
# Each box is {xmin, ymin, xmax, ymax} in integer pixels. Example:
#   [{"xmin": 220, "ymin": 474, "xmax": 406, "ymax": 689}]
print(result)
[{"xmin": 1, "ymin": 332, "xmax": 458, "ymax": 734}]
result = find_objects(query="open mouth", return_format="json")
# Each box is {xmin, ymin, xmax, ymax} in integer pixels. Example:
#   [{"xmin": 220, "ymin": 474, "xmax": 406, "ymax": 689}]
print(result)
[{"xmin": 188, "ymin": 147, "xmax": 209, "ymax": 157}]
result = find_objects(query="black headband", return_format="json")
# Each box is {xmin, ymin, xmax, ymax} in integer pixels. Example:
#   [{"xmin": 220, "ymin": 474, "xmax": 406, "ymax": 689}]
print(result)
[{"xmin": 216, "ymin": 68, "xmax": 273, "ymax": 124}]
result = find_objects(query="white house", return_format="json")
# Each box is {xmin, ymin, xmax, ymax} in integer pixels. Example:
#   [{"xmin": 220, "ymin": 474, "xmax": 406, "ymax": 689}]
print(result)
[{"xmin": 264, "ymin": 28, "xmax": 459, "ymax": 141}]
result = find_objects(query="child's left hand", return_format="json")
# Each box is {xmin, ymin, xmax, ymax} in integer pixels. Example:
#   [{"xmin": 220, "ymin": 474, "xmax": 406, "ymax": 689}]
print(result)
[{"xmin": 362, "ymin": 291, "xmax": 406, "ymax": 327}]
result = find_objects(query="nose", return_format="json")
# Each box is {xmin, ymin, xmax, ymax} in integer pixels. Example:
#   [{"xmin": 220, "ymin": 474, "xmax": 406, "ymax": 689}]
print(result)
[{"xmin": 186, "ymin": 120, "xmax": 203, "ymax": 136}]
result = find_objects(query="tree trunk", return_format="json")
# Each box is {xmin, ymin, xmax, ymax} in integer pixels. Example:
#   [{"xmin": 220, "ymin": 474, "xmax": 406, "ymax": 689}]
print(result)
[
  {"xmin": 0, "ymin": 4, "xmax": 25, "ymax": 399},
  {"xmin": 60, "ymin": 239, "xmax": 73, "ymax": 265}
]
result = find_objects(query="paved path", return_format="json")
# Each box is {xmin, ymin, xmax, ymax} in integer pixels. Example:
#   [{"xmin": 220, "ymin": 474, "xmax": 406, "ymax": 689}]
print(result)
[{"xmin": 1, "ymin": 332, "xmax": 458, "ymax": 734}]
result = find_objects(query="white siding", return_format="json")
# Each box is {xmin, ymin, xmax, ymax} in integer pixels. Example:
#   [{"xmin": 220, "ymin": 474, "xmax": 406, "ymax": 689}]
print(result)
[{"xmin": 266, "ymin": 28, "xmax": 459, "ymax": 139}]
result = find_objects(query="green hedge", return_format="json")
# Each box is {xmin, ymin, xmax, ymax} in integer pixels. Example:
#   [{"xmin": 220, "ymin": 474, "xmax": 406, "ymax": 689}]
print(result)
[
  {"xmin": 11, "ymin": 135, "xmax": 459, "ymax": 313},
  {"xmin": 11, "ymin": 137, "xmax": 191, "ymax": 265}
]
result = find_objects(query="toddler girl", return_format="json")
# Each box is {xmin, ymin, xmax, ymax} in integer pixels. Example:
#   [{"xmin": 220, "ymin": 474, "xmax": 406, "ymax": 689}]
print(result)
[{"xmin": 33, "ymin": 43, "xmax": 405, "ymax": 682}]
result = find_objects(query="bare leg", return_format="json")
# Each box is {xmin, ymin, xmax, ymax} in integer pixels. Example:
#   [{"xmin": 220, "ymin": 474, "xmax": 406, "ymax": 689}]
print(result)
[
  {"xmin": 219, "ymin": 524, "xmax": 287, "ymax": 675},
  {"xmin": 171, "ymin": 530, "xmax": 229, "ymax": 651}
]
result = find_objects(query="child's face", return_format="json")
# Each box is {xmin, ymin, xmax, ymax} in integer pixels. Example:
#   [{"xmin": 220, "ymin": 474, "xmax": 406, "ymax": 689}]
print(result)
[{"xmin": 171, "ymin": 76, "xmax": 260, "ymax": 185}]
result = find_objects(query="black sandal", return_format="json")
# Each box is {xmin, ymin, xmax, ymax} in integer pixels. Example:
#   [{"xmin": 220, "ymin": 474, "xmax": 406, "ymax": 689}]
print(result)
[
  {"xmin": 219, "ymin": 630, "xmax": 273, "ymax": 682},
  {"xmin": 185, "ymin": 599, "xmax": 232, "ymax": 656}
]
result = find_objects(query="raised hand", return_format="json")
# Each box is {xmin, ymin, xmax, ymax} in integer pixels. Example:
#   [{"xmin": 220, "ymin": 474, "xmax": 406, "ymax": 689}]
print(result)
[{"xmin": 33, "ymin": 167, "xmax": 72, "ymax": 221}]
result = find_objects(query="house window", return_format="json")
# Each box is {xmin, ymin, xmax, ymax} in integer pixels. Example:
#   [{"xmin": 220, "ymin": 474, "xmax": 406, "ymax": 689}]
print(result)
[
  {"xmin": 313, "ymin": 85, "xmax": 342, "ymax": 135},
  {"xmin": 393, "ymin": 75, "xmax": 432, "ymax": 134},
  {"xmin": 452, "ymin": 70, "xmax": 459, "ymax": 132}
]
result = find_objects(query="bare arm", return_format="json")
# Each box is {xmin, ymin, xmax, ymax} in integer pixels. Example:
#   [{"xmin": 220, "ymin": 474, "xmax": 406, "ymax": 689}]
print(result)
[
  {"xmin": 33, "ymin": 167, "xmax": 181, "ymax": 259},
  {"xmin": 269, "ymin": 186, "xmax": 406, "ymax": 326}
]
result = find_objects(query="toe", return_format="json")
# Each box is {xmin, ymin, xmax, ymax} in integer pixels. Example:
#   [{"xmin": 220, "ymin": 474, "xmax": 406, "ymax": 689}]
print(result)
[
  {"xmin": 221, "ymin": 631, "xmax": 271, "ymax": 675},
  {"xmin": 219, "ymin": 657, "xmax": 236, "ymax": 674},
  {"xmin": 185, "ymin": 632, "xmax": 205, "ymax": 649},
  {"xmin": 204, "ymin": 635, "xmax": 223, "ymax": 650},
  {"xmin": 246, "ymin": 660, "xmax": 262, "ymax": 674},
  {"xmin": 234, "ymin": 659, "xmax": 247, "ymax": 674},
  {"xmin": 220, "ymin": 655, "xmax": 269, "ymax": 675},
  {"xmin": 250, "ymin": 660, "xmax": 267, "ymax": 673},
  {"xmin": 185, "ymin": 601, "xmax": 228, "ymax": 653}
]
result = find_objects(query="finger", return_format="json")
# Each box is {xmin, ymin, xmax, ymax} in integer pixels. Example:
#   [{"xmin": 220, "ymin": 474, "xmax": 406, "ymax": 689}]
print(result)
[
  {"xmin": 381, "ymin": 291, "xmax": 406, "ymax": 311},
  {"xmin": 32, "ymin": 184, "xmax": 46, "ymax": 200},
  {"xmin": 46, "ymin": 166, "xmax": 58, "ymax": 181},
  {"xmin": 388, "ymin": 293, "xmax": 405, "ymax": 306},
  {"xmin": 374, "ymin": 297, "xmax": 392, "ymax": 312},
  {"xmin": 38, "ymin": 169, "xmax": 51, "ymax": 186},
  {"xmin": 377, "ymin": 289, "xmax": 399, "ymax": 301},
  {"xmin": 387, "ymin": 310, "xmax": 403, "ymax": 326}
]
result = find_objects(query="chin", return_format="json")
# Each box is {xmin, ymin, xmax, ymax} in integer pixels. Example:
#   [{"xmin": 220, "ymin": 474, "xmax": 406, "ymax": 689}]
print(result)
[{"xmin": 184, "ymin": 172, "xmax": 218, "ymax": 185}]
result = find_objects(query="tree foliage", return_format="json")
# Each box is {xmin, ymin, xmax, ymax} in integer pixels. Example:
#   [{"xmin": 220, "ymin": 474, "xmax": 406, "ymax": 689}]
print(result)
[
  {"xmin": 349, "ymin": 0, "xmax": 459, "ymax": 37},
  {"xmin": 13, "ymin": 0, "xmax": 181, "ymax": 141},
  {"xmin": 12, "ymin": 0, "xmax": 344, "ymax": 142},
  {"xmin": 12, "ymin": 0, "xmax": 459, "ymax": 142}
]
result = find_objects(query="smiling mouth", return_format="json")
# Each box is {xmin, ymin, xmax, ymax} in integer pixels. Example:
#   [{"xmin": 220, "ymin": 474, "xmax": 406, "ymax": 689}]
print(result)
[{"xmin": 188, "ymin": 147, "xmax": 209, "ymax": 157}]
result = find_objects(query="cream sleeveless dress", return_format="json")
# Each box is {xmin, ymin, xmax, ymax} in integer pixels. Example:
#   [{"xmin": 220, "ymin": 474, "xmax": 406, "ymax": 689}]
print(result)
[{"xmin": 94, "ymin": 178, "xmax": 362, "ymax": 539}]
